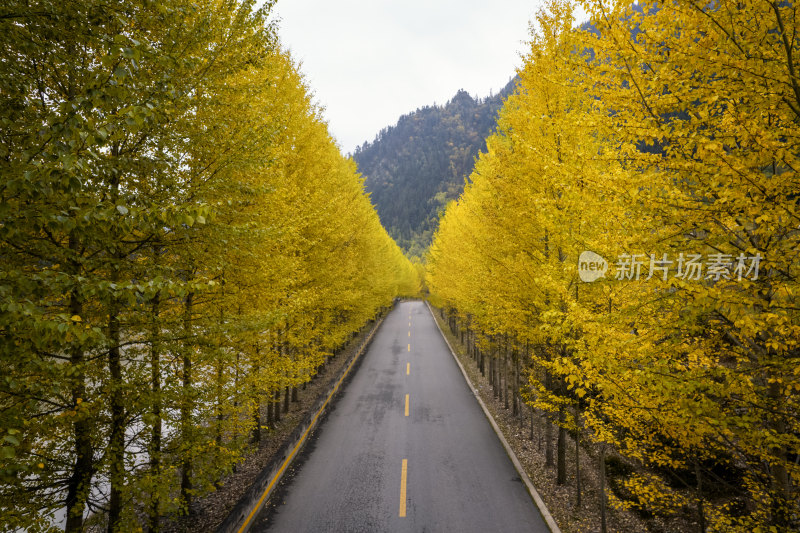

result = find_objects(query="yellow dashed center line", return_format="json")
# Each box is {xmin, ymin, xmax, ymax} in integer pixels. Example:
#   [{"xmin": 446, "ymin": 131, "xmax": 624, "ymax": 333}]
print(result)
[
  {"xmin": 399, "ymin": 459, "xmax": 408, "ymax": 517},
  {"xmin": 401, "ymin": 311, "xmax": 412, "ymax": 518}
]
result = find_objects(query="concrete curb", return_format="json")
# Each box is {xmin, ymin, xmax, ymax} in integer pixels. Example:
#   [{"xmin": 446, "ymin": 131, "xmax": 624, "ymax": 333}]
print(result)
[
  {"xmin": 425, "ymin": 301, "xmax": 562, "ymax": 533},
  {"xmin": 217, "ymin": 311, "xmax": 389, "ymax": 533}
]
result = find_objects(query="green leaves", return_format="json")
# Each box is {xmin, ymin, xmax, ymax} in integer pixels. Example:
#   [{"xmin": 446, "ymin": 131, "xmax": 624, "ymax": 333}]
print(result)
[
  {"xmin": 1, "ymin": 429, "xmax": 21, "ymax": 460},
  {"xmin": 0, "ymin": 0, "xmax": 415, "ymax": 530}
]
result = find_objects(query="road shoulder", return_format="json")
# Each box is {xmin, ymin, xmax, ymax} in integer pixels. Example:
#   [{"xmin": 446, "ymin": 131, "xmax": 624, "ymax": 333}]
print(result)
[{"xmin": 425, "ymin": 301, "xmax": 561, "ymax": 533}]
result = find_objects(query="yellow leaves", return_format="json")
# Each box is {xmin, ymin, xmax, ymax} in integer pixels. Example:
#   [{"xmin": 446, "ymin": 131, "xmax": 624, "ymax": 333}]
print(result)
[
  {"xmin": 622, "ymin": 472, "xmax": 690, "ymax": 515},
  {"xmin": 428, "ymin": 0, "xmax": 800, "ymax": 528}
]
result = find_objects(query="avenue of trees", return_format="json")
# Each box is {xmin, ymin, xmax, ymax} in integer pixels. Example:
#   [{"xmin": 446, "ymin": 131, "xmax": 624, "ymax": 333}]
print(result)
[
  {"xmin": 427, "ymin": 1, "xmax": 799, "ymax": 531},
  {"xmin": 0, "ymin": 0, "xmax": 418, "ymax": 531}
]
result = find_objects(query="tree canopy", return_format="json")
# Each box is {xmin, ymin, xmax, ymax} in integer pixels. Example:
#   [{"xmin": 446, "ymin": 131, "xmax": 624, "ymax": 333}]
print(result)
[
  {"xmin": 427, "ymin": 1, "xmax": 799, "ymax": 530},
  {"xmin": 0, "ymin": 1, "xmax": 418, "ymax": 531}
]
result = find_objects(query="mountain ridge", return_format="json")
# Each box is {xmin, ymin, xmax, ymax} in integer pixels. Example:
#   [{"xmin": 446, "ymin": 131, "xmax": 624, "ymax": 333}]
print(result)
[{"xmin": 353, "ymin": 77, "xmax": 517, "ymax": 258}]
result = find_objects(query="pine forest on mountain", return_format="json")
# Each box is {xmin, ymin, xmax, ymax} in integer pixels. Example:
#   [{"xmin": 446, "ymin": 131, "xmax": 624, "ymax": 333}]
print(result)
[
  {"xmin": 353, "ymin": 80, "xmax": 516, "ymax": 258},
  {"xmin": 1, "ymin": 0, "xmax": 799, "ymax": 533}
]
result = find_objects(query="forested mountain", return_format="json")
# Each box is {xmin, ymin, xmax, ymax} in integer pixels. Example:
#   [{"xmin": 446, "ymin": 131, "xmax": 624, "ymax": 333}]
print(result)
[{"xmin": 353, "ymin": 79, "xmax": 516, "ymax": 257}]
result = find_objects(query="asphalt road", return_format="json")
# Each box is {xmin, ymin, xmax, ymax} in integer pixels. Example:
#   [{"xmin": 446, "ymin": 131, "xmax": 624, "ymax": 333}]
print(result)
[{"xmin": 253, "ymin": 300, "xmax": 550, "ymax": 533}]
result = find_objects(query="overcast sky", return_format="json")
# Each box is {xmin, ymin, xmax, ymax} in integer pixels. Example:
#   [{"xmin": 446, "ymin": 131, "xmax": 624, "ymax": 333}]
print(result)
[{"xmin": 269, "ymin": 0, "xmax": 572, "ymax": 155}]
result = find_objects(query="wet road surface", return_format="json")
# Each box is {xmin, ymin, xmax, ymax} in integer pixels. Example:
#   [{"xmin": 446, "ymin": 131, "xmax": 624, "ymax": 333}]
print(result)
[{"xmin": 252, "ymin": 300, "xmax": 550, "ymax": 533}]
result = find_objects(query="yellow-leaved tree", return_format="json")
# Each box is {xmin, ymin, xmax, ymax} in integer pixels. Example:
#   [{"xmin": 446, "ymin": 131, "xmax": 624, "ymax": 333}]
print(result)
[{"xmin": 428, "ymin": 0, "xmax": 799, "ymax": 530}]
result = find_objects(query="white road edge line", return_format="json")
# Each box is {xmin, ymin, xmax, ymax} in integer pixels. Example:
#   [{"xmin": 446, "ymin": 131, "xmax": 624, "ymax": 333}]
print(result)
[{"xmin": 425, "ymin": 300, "xmax": 562, "ymax": 533}]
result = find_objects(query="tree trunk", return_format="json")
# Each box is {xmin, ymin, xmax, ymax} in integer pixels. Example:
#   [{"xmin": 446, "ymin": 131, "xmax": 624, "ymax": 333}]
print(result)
[
  {"xmin": 557, "ymin": 415, "xmax": 567, "ymax": 485},
  {"xmin": 62, "ymin": 74, "xmax": 93, "ymax": 533},
  {"xmin": 503, "ymin": 342, "xmax": 509, "ymax": 410},
  {"xmin": 530, "ymin": 408, "xmax": 535, "ymax": 442},
  {"xmin": 544, "ymin": 416, "xmax": 554, "ymax": 468},
  {"xmin": 252, "ymin": 398, "xmax": 261, "ymax": 444},
  {"xmin": 513, "ymin": 349, "xmax": 520, "ymax": 418},
  {"xmin": 251, "ymin": 344, "xmax": 261, "ymax": 444},
  {"xmin": 545, "ymin": 371, "xmax": 554, "ymax": 468},
  {"xmin": 180, "ymin": 291, "xmax": 194, "ymax": 512},
  {"xmin": 266, "ymin": 387, "xmax": 274, "ymax": 428},
  {"xmin": 575, "ymin": 407, "xmax": 582, "ymax": 510},
  {"xmin": 215, "ymin": 358, "xmax": 223, "ymax": 450},
  {"xmin": 107, "ymin": 284, "xmax": 124, "ymax": 532},
  {"xmin": 557, "ymin": 375, "xmax": 567, "ymax": 485},
  {"xmin": 600, "ymin": 445, "xmax": 607, "ymax": 533},
  {"xmin": 466, "ymin": 320, "xmax": 472, "ymax": 359},
  {"xmin": 538, "ymin": 412, "xmax": 544, "ymax": 452},
  {"xmin": 492, "ymin": 357, "xmax": 498, "ymax": 398},
  {"xmin": 472, "ymin": 332, "xmax": 477, "ymax": 361},
  {"xmin": 767, "ymin": 382, "xmax": 791, "ymax": 528},
  {"xmin": 214, "ymin": 306, "xmax": 224, "ymax": 451},
  {"xmin": 148, "ymin": 295, "xmax": 162, "ymax": 532},
  {"xmin": 695, "ymin": 460, "xmax": 706, "ymax": 533},
  {"xmin": 65, "ymin": 281, "xmax": 93, "ymax": 533}
]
